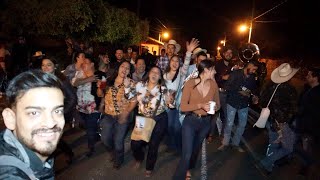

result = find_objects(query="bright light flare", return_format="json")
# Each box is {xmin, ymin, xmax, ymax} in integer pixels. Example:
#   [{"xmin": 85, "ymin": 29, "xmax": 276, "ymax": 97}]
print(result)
[
  {"xmin": 239, "ymin": 25, "xmax": 248, "ymax": 32},
  {"xmin": 162, "ymin": 32, "xmax": 169, "ymax": 39}
]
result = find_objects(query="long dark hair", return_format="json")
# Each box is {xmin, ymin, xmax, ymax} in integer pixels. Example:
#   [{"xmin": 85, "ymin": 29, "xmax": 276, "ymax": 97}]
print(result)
[
  {"xmin": 164, "ymin": 55, "xmax": 180, "ymax": 82},
  {"xmin": 107, "ymin": 60, "xmax": 132, "ymax": 86},
  {"xmin": 142, "ymin": 66, "xmax": 164, "ymax": 86},
  {"xmin": 194, "ymin": 59, "xmax": 215, "ymax": 88},
  {"xmin": 41, "ymin": 58, "xmax": 67, "ymax": 82}
]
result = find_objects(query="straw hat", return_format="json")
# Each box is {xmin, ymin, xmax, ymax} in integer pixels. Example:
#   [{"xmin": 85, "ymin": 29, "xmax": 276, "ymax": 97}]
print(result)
[
  {"xmin": 164, "ymin": 40, "xmax": 181, "ymax": 54},
  {"xmin": 192, "ymin": 47, "xmax": 207, "ymax": 59},
  {"xmin": 271, "ymin": 63, "xmax": 299, "ymax": 83}
]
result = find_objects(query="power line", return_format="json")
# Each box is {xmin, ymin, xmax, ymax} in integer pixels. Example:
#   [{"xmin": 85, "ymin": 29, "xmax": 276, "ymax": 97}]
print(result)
[
  {"xmin": 155, "ymin": 18, "xmax": 168, "ymax": 29},
  {"xmin": 254, "ymin": 0, "xmax": 288, "ymax": 20}
]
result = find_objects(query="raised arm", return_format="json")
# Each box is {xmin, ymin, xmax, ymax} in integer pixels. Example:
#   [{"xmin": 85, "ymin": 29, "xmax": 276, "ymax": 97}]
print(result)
[
  {"xmin": 180, "ymin": 38, "xmax": 200, "ymax": 78},
  {"xmin": 72, "ymin": 75, "xmax": 97, "ymax": 87}
]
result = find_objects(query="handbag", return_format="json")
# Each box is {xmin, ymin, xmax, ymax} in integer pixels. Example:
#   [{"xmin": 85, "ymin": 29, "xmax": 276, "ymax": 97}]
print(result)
[
  {"xmin": 254, "ymin": 83, "xmax": 281, "ymax": 128},
  {"xmin": 131, "ymin": 86, "xmax": 162, "ymax": 142}
]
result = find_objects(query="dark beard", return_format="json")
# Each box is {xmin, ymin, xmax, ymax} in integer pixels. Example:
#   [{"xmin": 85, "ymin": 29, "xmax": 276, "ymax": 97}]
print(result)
[{"xmin": 17, "ymin": 127, "xmax": 63, "ymax": 157}]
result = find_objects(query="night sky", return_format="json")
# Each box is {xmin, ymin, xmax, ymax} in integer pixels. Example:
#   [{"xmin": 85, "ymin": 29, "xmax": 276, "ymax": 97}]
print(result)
[{"xmin": 109, "ymin": 0, "xmax": 320, "ymax": 64}]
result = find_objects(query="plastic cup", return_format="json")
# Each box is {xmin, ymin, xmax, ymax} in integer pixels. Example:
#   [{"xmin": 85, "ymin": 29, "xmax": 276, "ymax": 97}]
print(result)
[
  {"xmin": 207, "ymin": 101, "xmax": 216, "ymax": 114},
  {"xmin": 100, "ymin": 80, "xmax": 107, "ymax": 89}
]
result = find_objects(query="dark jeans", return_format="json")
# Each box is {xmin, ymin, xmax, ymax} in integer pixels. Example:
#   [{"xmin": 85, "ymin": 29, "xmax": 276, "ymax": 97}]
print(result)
[
  {"xmin": 100, "ymin": 114, "xmax": 129, "ymax": 165},
  {"xmin": 131, "ymin": 111, "xmax": 168, "ymax": 171},
  {"xmin": 209, "ymin": 113, "xmax": 219, "ymax": 136},
  {"xmin": 173, "ymin": 114, "xmax": 211, "ymax": 180},
  {"xmin": 80, "ymin": 112, "xmax": 101, "ymax": 149},
  {"xmin": 165, "ymin": 108, "xmax": 182, "ymax": 152},
  {"xmin": 210, "ymin": 91, "xmax": 227, "ymax": 135}
]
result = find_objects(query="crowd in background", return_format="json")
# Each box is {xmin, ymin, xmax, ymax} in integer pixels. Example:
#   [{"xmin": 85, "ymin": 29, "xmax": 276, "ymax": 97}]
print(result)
[{"xmin": 0, "ymin": 35, "xmax": 319, "ymax": 179}]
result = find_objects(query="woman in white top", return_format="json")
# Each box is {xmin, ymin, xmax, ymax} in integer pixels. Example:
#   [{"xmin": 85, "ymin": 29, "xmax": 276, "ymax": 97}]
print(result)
[
  {"xmin": 163, "ymin": 38, "xmax": 199, "ymax": 153},
  {"xmin": 131, "ymin": 66, "xmax": 170, "ymax": 177}
]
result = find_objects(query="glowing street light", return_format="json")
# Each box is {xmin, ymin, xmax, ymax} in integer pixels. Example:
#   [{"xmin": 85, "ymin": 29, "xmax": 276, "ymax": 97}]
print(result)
[
  {"xmin": 238, "ymin": 23, "xmax": 252, "ymax": 43},
  {"xmin": 239, "ymin": 24, "xmax": 248, "ymax": 33},
  {"xmin": 162, "ymin": 32, "xmax": 169, "ymax": 39},
  {"xmin": 217, "ymin": 46, "xmax": 221, "ymax": 51},
  {"xmin": 158, "ymin": 31, "xmax": 170, "ymax": 42}
]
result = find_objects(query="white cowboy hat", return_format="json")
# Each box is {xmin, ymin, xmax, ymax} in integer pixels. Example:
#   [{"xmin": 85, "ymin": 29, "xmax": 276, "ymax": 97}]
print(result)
[
  {"xmin": 271, "ymin": 63, "xmax": 299, "ymax": 83},
  {"xmin": 33, "ymin": 51, "xmax": 45, "ymax": 57},
  {"xmin": 164, "ymin": 39, "xmax": 181, "ymax": 54},
  {"xmin": 192, "ymin": 47, "xmax": 207, "ymax": 59}
]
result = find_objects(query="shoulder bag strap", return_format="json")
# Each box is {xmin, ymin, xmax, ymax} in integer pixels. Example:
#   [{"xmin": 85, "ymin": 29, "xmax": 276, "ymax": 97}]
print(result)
[
  {"xmin": 152, "ymin": 85, "xmax": 162, "ymax": 118},
  {"xmin": 266, "ymin": 83, "xmax": 281, "ymax": 108}
]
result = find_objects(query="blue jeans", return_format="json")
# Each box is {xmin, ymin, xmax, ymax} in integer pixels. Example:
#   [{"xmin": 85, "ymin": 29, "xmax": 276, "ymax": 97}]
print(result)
[
  {"xmin": 260, "ymin": 122, "xmax": 294, "ymax": 172},
  {"xmin": 222, "ymin": 104, "xmax": 248, "ymax": 146},
  {"xmin": 100, "ymin": 114, "xmax": 129, "ymax": 165},
  {"xmin": 80, "ymin": 112, "xmax": 101, "ymax": 149},
  {"xmin": 208, "ymin": 92, "xmax": 227, "ymax": 135},
  {"xmin": 165, "ymin": 108, "xmax": 182, "ymax": 152},
  {"xmin": 219, "ymin": 91, "xmax": 227, "ymax": 123},
  {"xmin": 173, "ymin": 114, "xmax": 211, "ymax": 180}
]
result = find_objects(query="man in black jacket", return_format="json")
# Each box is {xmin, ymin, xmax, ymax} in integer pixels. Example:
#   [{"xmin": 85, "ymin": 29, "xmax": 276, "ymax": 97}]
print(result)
[
  {"xmin": 218, "ymin": 60, "xmax": 259, "ymax": 152},
  {"xmin": 0, "ymin": 70, "xmax": 65, "ymax": 179}
]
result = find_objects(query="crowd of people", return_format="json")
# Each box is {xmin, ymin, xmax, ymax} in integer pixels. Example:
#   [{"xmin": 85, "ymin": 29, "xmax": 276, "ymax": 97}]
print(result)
[{"xmin": 0, "ymin": 36, "xmax": 319, "ymax": 179}]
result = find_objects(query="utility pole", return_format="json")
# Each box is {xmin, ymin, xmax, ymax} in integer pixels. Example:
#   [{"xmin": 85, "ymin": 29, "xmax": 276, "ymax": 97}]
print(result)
[
  {"xmin": 248, "ymin": 0, "xmax": 255, "ymax": 43},
  {"xmin": 248, "ymin": 0, "xmax": 288, "ymax": 43}
]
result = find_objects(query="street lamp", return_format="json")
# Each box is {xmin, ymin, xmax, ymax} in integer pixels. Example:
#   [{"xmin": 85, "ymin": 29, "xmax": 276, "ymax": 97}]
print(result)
[
  {"xmin": 239, "ymin": 25, "xmax": 248, "ymax": 32},
  {"xmin": 158, "ymin": 31, "xmax": 170, "ymax": 42},
  {"xmin": 238, "ymin": 23, "xmax": 252, "ymax": 43},
  {"xmin": 238, "ymin": 0, "xmax": 287, "ymax": 44},
  {"xmin": 163, "ymin": 32, "xmax": 169, "ymax": 39},
  {"xmin": 216, "ymin": 46, "xmax": 222, "ymax": 60},
  {"xmin": 219, "ymin": 32, "xmax": 227, "ymax": 46}
]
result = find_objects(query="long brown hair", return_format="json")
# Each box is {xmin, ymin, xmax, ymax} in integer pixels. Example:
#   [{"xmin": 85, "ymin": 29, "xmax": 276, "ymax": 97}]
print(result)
[
  {"xmin": 164, "ymin": 55, "xmax": 180, "ymax": 82},
  {"xmin": 193, "ymin": 59, "xmax": 215, "ymax": 88}
]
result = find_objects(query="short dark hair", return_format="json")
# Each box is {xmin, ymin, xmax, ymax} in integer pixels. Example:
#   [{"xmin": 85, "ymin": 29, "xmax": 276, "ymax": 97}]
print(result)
[
  {"xmin": 6, "ymin": 70, "xmax": 63, "ymax": 108},
  {"xmin": 135, "ymin": 58, "xmax": 145, "ymax": 65},
  {"xmin": 197, "ymin": 51, "xmax": 207, "ymax": 58},
  {"xmin": 245, "ymin": 60, "xmax": 260, "ymax": 68},
  {"xmin": 309, "ymin": 67, "xmax": 320, "ymax": 82},
  {"xmin": 74, "ymin": 51, "xmax": 85, "ymax": 63}
]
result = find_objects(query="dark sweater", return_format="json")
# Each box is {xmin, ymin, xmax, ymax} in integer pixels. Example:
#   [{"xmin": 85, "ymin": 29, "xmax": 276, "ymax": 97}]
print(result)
[
  {"xmin": 225, "ymin": 69, "xmax": 258, "ymax": 109},
  {"xmin": 0, "ymin": 129, "xmax": 54, "ymax": 180}
]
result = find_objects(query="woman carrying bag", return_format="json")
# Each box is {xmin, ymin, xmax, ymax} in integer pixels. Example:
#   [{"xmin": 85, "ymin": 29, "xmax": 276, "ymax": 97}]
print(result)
[{"xmin": 130, "ymin": 66, "xmax": 170, "ymax": 177}]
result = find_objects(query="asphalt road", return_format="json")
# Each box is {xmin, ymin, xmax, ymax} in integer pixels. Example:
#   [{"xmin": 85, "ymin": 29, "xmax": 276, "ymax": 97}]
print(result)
[
  {"xmin": 54, "ymin": 116, "xmax": 307, "ymax": 180},
  {"xmin": 0, "ymin": 96, "xmax": 312, "ymax": 180}
]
